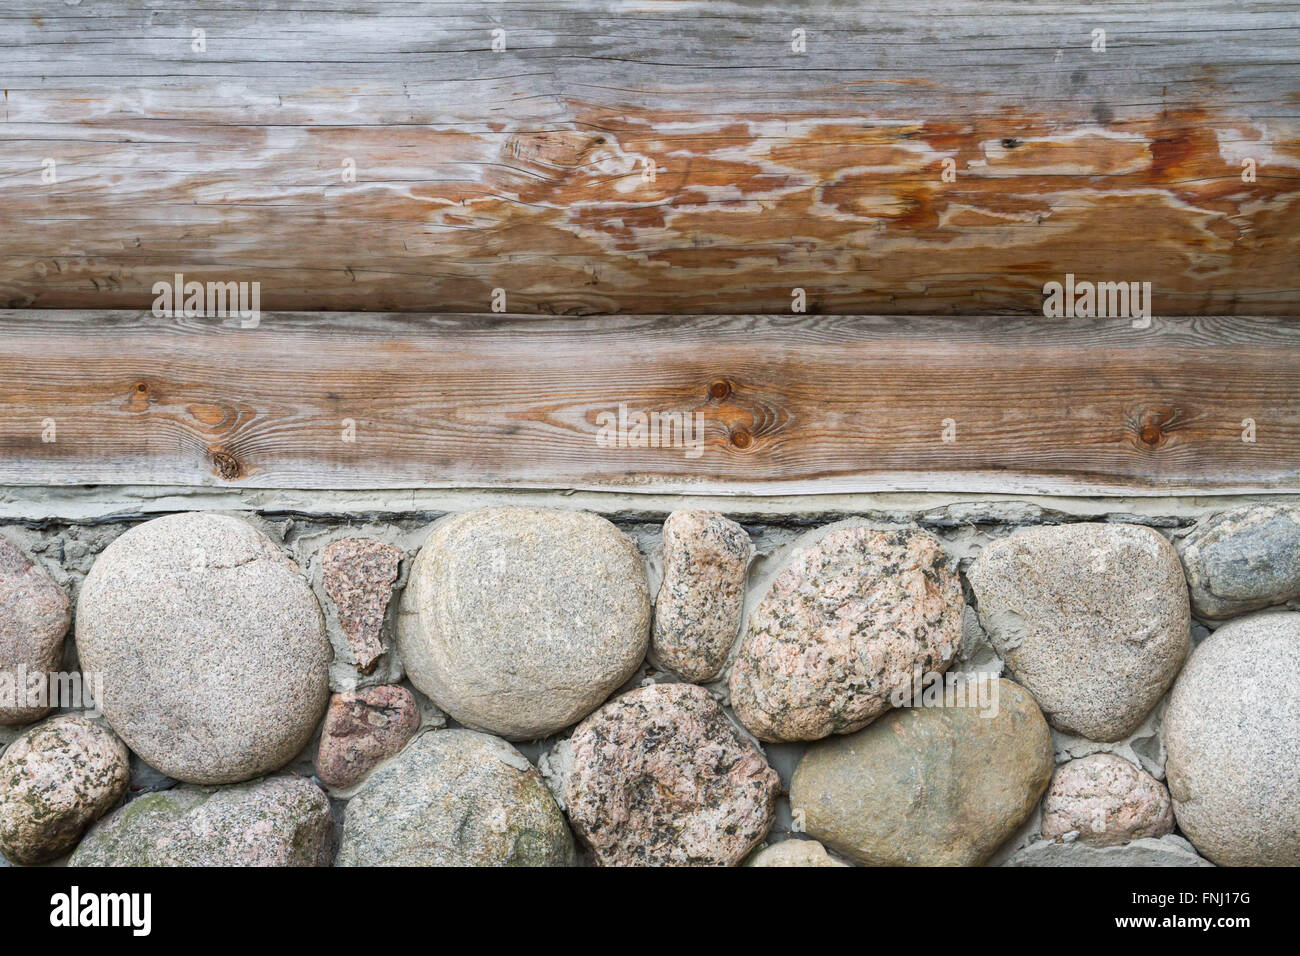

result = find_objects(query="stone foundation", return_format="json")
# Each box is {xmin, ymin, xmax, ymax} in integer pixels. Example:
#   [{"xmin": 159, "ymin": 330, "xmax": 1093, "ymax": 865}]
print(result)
[{"xmin": 1, "ymin": 491, "xmax": 1297, "ymax": 867}]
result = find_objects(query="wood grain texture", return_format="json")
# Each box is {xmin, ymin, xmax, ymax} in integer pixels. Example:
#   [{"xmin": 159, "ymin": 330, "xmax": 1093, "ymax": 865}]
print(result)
[
  {"xmin": 1, "ymin": 311, "xmax": 1296, "ymax": 494},
  {"xmin": 1, "ymin": 1, "xmax": 1298, "ymax": 315}
]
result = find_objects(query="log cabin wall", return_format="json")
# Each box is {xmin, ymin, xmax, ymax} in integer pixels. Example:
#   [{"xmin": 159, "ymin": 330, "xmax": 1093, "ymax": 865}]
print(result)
[{"xmin": 1, "ymin": 0, "xmax": 1298, "ymax": 316}]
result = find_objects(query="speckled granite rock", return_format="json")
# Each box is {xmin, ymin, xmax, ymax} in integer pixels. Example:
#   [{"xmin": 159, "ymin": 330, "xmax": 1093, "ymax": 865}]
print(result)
[
  {"xmin": 71, "ymin": 775, "xmax": 332, "ymax": 866},
  {"xmin": 564, "ymin": 683, "xmax": 778, "ymax": 866},
  {"xmin": 747, "ymin": 839, "xmax": 848, "ymax": 867},
  {"xmin": 0, "ymin": 716, "xmax": 129, "ymax": 865},
  {"xmin": 790, "ymin": 678, "xmax": 1052, "ymax": 866},
  {"xmin": 1178, "ymin": 505, "xmax": 1300, "ymax": 619},
  {"xmin": 0, "ymin": 536, "xmax": 71, "ymax": 725},
  {"xmin": 313, "ymin": 685, "xmax": 420, "ymax": 789},
  {"xmin": 397, "ymin": 508, "xmax": 649, "ymax": 740},
  {"xmin": 968, "ymin": 523, "xmax": 1189, "ymax": 742},
  {"xmin": 75, "ymin": 513, "xmax": 331, "ymax": 785},
  {"xmin": 336, "ymin": 729, "xmax": 574, "ymax": 866},
  {"xmin": 1041, "ymin": 753, "xmax": 1173, "ymax": 846},
  {"xmin": 652, "ymin": 510, "xmax": 753, "ymax": 682},
  {"xmin": 1005, "ymin": 835, "xmax": 1213, "ymax": 867},
  {"xmin": 321, "ymin": 537, "xmax": 403, "ymax": 674},
  {"xmin": 729, "ymin": 525, "xmax": 963, "ymax": 742},
  {"xmin": 1163, "ymin": 611, "xmax": 1300, "ymax": 866}
]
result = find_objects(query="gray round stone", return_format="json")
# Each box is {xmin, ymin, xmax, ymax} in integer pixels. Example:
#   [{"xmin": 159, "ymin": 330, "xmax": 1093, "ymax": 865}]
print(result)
[
  {"xmin": 0, "ymin": 536, "xmax": 71, "ymax": 725},
  {"xmin": 1163, "ymin": 611, "xmax": 1300, "ymax": 866},
  {"xmin": 396, "ymin": 508, "xmax": 650, "ymax": 740},
  {"xmin": 747, "ymin": 839, "xmax": 848, "ymax": 867},
  {"xmin": 71, "ymin": 776, "xmax": 333, "ymax": 866},
  {"xmin": 1178, "ymin": 505, "xmax": 1300, "ymax": 619},
  {"xmin": 790, "ymin": 678, "xmax": 1052, "ymax": 866},
  {"xmin": 0, "ymin": 715, "xmax": 129, "ymax": 865},
  {"xmin": 336, "ymin": 728, "xmax": 575, "ymax": 866},
  {"xmin": 729, "ymin": 524, "xmax": 964, "ymax": 742},
  {"xmin": 75, "ymin": 513, "xmax": 331, "ymax": 784},
  {"xmin": 968, "ymin": 523, "xmax": 1190, "ymax": 741}
]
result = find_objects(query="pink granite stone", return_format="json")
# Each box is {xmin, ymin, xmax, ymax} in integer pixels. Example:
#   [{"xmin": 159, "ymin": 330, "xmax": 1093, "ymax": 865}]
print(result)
[
  {"xmin": 0, "ymin": 536, "xmax": 71, "ymax": 725},
  {"xmin": 729, "ymin": 525, "xmax": 963, "ymax": 742},
  {"xmin": 322, "ymin": 538, "xmax": 402, "ymax": 674},
  {"xmin": 314, "ymin": 685, "xmax": 420, "ymax": 789},
  {"xmin": 1042, "ymin": 753, "xmax": 1174, "ymax": 847},
  {"xmin": 563, "ymin": 683, "xmax": 778, "ymax": 867}
]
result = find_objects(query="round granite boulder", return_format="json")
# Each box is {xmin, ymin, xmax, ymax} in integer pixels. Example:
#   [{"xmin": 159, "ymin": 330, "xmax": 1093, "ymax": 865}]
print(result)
[
  {"xmin": 747, "ymin": 839, "xmax": 848, "ymax": 867},
  {"xmin": 729, "ymin": 524, "xmax": 964, "ymax": 742},
  {"xmin": 0, "ymin": 715, "xmax": 129, "ymax": 864},
  {"xmin": 0, "ymin": 536, "xmax": 71, "ymax": 725},
  {"xmin": 968, "ymin": 523, "xmax": 1189, "ymax": 741},
  {"xmin": 1163, "ymin": 611, "xmax": 1300, "ymax": 866},
  {"xmin": 336, "ymin": 729, "xmax": 575, "ymax": 866},
  {"xmin": 563, "ymin": 682, "xmax": 779, "ymax": 866},
  {"xmin": 1041, "ymin": 753, "xmax": 1173, "ymax": 847},
  {"xmin": 75, "ymin": 513, "xmax": 331, "ymax": 784},
  {"xmin": 71, "ymin": 776, "xmax": 333, "ymax": 866},
  {"xmin": 790, "ymin": 678, "xmax": 1052, "ymax": 866},
  {"xmin": 396, "ymin": 508, "xmax": 650, "ymax": 740}
]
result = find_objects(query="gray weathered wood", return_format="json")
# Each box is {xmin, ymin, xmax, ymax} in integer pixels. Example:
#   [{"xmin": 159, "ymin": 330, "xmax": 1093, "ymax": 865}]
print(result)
[{"xmin": 1, "ymin": 2, "xmax": 1298, "ymax": 314}]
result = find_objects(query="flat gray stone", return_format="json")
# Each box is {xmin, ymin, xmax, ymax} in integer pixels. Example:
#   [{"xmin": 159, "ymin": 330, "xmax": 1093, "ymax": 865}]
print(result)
[
  {"xmin": 1163, "ymin": 611, "xmax": 1300, "ymax": 866},
  {"xmin": 0, "ymin": 536, "xmax": 71, "ymax": 725},
  {"xmin": 790, "ymin": 678, "xmax": 1052, "ymax": 866},
  {"xmin": 397, "ymin": 508, "xmax": 649, "ymax": 740},
  {"xmin": 0, "ymin": 715, "xmax": 129, "ymax": 865},
  {"xmin": 563, "ymin": 683, "xmax": 779, "ymax": 867},
  {"xmin": 1004, "ymin": 835, "xmax": 1213, "ymax": 867},
  {"xmin": 336, "ymin": 729, "xmax": 574, "ymax": 866},
  {"xmin": 1178, "ymin": 505, "xmax": 1300, "ymax": 619},
  {"xmin": 969, "ymin": 523, "xmax": 1190, "ymax": 741},
  {"xmin": 71, "ymin": 775, "xmax": 333, "ymax": 866},
  {"xmin": 75, "ymin": 513, "xmax": 332, "ymax": 784},
  {"xmin": 652, "ymin": 510, "xmax": 752, "ymax": 682},
  {"xmin": 730, "ymin": 524, "xmax": 964, "ymax": 742}
]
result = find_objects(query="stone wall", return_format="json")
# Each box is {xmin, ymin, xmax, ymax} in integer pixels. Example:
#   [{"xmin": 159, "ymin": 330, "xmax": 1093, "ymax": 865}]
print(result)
[{"xmin": 0, "ymin": 495, "xmax": 1296, "ymax": 867}]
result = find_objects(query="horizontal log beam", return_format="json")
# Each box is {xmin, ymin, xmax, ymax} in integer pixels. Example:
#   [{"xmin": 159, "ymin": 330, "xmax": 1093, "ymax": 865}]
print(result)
[
  {"xmin": 1, "ymin": 2, "xmax": 1298, "ymax": 315},
  {"xmin": 0, "ymin": 311, "xmax": 1296, "ymax": 495}
]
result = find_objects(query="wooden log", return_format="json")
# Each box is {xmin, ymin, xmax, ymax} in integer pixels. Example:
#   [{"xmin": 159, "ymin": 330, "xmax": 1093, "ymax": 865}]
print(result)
[
  {"xmin": 1, "ymin": 1, "xmax": 1298, "ymax": 315},
  {"xmin": 0, "ymin": 311, "xmax": 1296, "ymax": 495}
]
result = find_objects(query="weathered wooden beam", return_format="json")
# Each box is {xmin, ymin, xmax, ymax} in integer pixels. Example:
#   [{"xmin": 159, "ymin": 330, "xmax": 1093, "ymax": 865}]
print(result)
[
  {"xmin": 1, "ymin": 2, "xmax": 1298, "ymax": 315},
  {"xmin": 0, "ymin": 311, "xmax": 1296, "ymax": 494}
]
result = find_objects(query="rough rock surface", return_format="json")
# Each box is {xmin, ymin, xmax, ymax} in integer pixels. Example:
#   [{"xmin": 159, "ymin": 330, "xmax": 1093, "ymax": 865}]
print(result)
[
  {"xmin": 72, "ymin": 776, "xmax": 333, "ymax": 866},
  {"xmin": 790, "ymin": 678, "xmax": 1052, "ymax": 866},
  {"xmin": 563, "ymin": 683, "xmax": 778, "ymax": 866},
  {"xmin": 314, "ymin": 685, "xmax": 420, "ymax": 789},
  {"xmin": 968, "ymin": 523, "xmax": 1189, "ymax": 741},
  {"xmin": 397, "ymin": 508, "xmax": 649, "ymax": 740},
  {"xmin": 1163, "ymin": 611, "xmax": 1300, "ymax": 866},
  {"xmin": 75, "ymin": 513, "xmax": 332, "ymax": 785},
  {"xmin": 729, "ymin": 525, "xmax": 963, "ymax": 742},
  {"xmin": 1005, "ymin": 835, "xmax": 1213, "ymax": 867},
  {"xmin": 747, "ymin": 839, "xmax": 848, "ymax": 867},
  {"xmin": 0, "ymin": 716, "xmax": 129, "ymax": 865},
  {"xmin": 1178, "ymin": 505, "xmax": 1300, "ymax": 619},
  {"xmin": 0, "ymin": 536, "xmax": 71, "ymax": 725},
  {"xmin": 1041, "ymin": 753, "xmax": 1173, "ymax": 846},
  {"xmin": 652, "ymin": 510, "xmax": 753, "ymax": 682},
  {"xmin": 321, "ymin": 537, "xmax": 403, "ymax": 674},
  {"xmin": 336, "ymin": 729, "xmax": 574, "ymax": 866}
]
